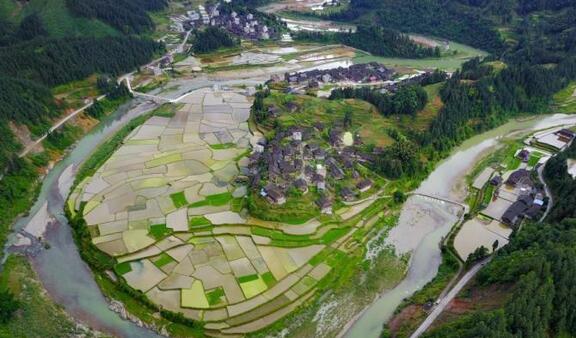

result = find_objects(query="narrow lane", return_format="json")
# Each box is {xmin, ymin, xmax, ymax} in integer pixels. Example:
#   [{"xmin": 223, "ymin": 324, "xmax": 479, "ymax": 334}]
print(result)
[{"xmin": 409, "ymin": 257, "xmax": 492, "ymax": 338}]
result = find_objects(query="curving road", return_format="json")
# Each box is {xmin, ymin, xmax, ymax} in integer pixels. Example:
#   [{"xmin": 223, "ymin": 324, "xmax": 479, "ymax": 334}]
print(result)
[
  {"xmin": 410, "ymin": 257, "xmax": 492, "ymax": 338},
  {"xmin": 19, "ymin": 95, "xmax": 107, "ymax": 157},
  {"xmin": 537, "ymin": 163, "xmax": 553, "ymax": 223}
]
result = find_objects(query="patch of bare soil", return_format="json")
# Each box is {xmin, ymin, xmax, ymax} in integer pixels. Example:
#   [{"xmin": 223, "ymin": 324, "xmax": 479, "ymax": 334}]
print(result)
[
  {"xmin": 9, "ymin": 121, "xmax": 44, "ymax": 154},
  {"xmin": 388, "ymin": 304, "xmax": 426, "ymax": 336},
  {"xmin": 431, "ymin": 282, "xmax": 512, "ymax": 330}
]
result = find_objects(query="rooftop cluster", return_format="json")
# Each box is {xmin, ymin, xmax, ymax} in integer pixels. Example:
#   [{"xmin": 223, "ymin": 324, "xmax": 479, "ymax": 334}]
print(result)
[
  {"xmin": 248, "ymin": 122, "xmax": 374, "ymax": 214},
  {"xmin": 277, "ymin": 62, "xmax": 394, "ymax": 86},
  {"xmin": 171, "ymin": 2, "xmax": 282, "ymax": 40}
]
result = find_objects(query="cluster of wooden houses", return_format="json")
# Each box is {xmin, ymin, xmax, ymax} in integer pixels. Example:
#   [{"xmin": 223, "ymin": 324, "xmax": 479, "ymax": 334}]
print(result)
[
  {"xmin": 280, "ymin": 62, "xmax": 394, "ymax": 86},
  {"xmin": 171, "ymin": 3, "xmax": 280, "ymax": 40},
  {"xmin": 248, "ymin": 125, "xmax": 373, "ymax": 214}
]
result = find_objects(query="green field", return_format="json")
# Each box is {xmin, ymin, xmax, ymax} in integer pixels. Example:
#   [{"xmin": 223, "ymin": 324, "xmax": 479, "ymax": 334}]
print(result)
[{"xmin": 354, "ymin": 39, "xmax": 488, "ymax": 72}]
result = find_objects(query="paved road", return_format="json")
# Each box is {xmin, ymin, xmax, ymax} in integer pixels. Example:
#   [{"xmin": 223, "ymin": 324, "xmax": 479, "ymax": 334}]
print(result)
[
  {"xmin": 537, "ymin": 163, "xmax": 553, "ymax": 222},
  {"xmin": 409, "ymin": 257, "xmax": 492, "ymax": 338},
  {"xmin": 19, "ymin": 95, "xmax": 106, "ymax": 157}
]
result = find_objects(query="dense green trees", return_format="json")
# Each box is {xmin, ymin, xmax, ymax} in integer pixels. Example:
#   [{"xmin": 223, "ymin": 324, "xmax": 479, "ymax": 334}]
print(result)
[
  {"xmin": 294, "ymin": 26, "xmax": 440, "ymax": 59},
  {"xmin": 0, "ymin": 290, "xmax": 19, "ymax": 324},
  {"xmin": 66, "ymin": 0, "xmax": 167, "ymax": 34},
  {"xmin": 0, "ymin": 37, "xmax": 163, "ymax": 87},
  {"xmin": 191, "ymin": 27, "xmax": 239, "ymax": 54},
  {"xmin": 326, "ymin": 0, "xmax": 505, "ymax": 53},
  {"xmin": 425, "ymin": 218, "xmax": 576, "ymax": 338},
  {"xmin": 543, "ymin": 142, "xmax": 576, "ymax": 222},
  {"xmin": 330, "ymin": 85, "xmax": 428, "ymax": 116},
  {"xmin": 426, "ymin": 56, "xmax": 576, "ymax": 153}
]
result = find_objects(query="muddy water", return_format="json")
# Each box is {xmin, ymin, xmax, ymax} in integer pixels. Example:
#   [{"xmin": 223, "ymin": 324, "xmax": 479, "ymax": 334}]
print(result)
[
  {"xmin": 344, "ymin": 113, "xmax": 576, "ymax": 338},
  {"xmin": 9, "ymin": 99, "xmax": 161, "ymax": 338}
]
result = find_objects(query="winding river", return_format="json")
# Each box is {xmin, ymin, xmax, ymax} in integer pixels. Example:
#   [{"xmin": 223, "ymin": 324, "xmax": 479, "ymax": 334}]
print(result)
[
  {"xmin": 344, "ymin": 113, "xmax": 576, "ymax": 338},
  {"xmin": 5, "ymin": 55, "xmax": 576, "ymax": 338},
  {"xmin": 8, "ymin": 99, "xmax": 162, "ymax": 338}
]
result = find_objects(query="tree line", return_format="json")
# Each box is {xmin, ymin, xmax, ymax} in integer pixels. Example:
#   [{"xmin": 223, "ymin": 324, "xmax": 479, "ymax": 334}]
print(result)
[
  {"xmin": 191, "ymin": 26, "xmax": 239, "ymax": 54},
  {"xmin": 294, "ymin": 26, "xmax": 441, "ymax": 59},
  {"xmin": 329, "ymin": 85, "xmax": 428, "ymax": 116},
  {"xmin": 0, "ymin": 36, "xmax": 163, "ymax": 87},
  {"xmin": 324, "ymin": 0, "xmax": 505, "ymax": 53}
]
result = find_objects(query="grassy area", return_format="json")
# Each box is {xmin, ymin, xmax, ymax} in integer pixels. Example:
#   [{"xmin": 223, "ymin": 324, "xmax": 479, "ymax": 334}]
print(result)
[
  {"xmin": 114, "ymin": 262, "xmax": 132, "ymax": 275},
  {"xmin": 52, "ymin": 75, "xmax": 100, "ymax": 109},
  {"xmin": 188, "ymin": 192, "xmax": 234, "ymax": 208},
  {"xmin": 170, "ymin": 191, "xmax": 188, "ymax": 208},
  {"xmin": 552, "ymin": 81, "xmax": 576, "ymax": 114},
  {"xmin": 353, "ymin": 38, "xmax": 487, "ymax": 72},
  {"xmin": 263, "ymin": 85, "xmax": 443, "ymax": 148},
  {"xmin": 210, "ymin": 143, "xmax": 236, "ymax": 150},
  {"xmin": 247, "ymin": 190, "xmax": 320, "ymax": 225},
  {"xmin": 481, "ymin": 184, "xmax": 495, "ymax": 206},
  {"xmin": 0, "ymin": 255, "xmax": 87, "ymax": 337},
  {"xmin": 189, "ymin": 216, "xmax": 212, "ymax": 228},
  {"xmin": 206, "ymin": 287, "xmax": 225, "ymax": 306},
  {"xmin": 527, "ymin": 152, "xmax": 543, "ymax": 167},
  {"xmin": 148, "ymin": 223, "xmax": 173, "ymax": 240},
  {"xmin": 264, "ymin": 92, "xmax": 396, "ymax": 147},
  {"xmin": 153, "ymin": 253, "xmax": 176, "ymax": 268}
]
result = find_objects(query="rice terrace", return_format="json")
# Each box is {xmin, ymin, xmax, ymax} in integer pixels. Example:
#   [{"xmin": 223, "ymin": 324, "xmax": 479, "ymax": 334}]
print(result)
[
  {"xmin": 67, "ymin": 87, "xmax": 398, "ymax": 336},
  {"xmin": 4, "ymin": 0, "xmax": 576, "ymax": 338}
]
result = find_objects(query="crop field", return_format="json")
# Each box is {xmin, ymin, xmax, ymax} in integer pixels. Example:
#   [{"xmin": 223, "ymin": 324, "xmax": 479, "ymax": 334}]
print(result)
[{"xmin": 68, "ymin": 87, "xmax": 404, "ymax": 335}]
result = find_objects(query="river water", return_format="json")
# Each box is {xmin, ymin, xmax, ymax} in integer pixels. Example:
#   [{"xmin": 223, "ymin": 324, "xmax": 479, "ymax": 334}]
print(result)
[
  {"xmin": 9, "ymin": 99, "xmax": 162, "ymax": 338},
  {"xmin": 7, "ymin": 54, "xmax": 576, "ymax": 338},
  {"xmin": 344, "ymin": 113, "xmax": 576, "ymax": 338}
]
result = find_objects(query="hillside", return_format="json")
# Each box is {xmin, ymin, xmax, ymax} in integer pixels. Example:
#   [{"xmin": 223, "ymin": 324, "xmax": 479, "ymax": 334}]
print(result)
[
  {"xmin": 0, "ymin": 0, "xmax": 118, "ymax": 38},
  {"xmin": 0, "ymin": 0, "xmax": 167, "ymax": 261}
]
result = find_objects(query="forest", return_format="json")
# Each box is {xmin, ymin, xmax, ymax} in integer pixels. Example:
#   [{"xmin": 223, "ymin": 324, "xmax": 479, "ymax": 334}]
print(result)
[
  {"xmin": 325, "ymin": 0, "xmax": 505, "ymax": 53},
  {"xmin": 65, "ymin": 0, "xmax": 168, "ymax": 34},
  {"xmin": 329, "ymin": 85, "xmax": 428, "ymax": 116},
  {"xmin": 191, "ymin": 26, "xmax": 239, "ymax": 54},
  {"xmin": 294, "ymin": 26, "xmax": 440, "ymax": 59}
]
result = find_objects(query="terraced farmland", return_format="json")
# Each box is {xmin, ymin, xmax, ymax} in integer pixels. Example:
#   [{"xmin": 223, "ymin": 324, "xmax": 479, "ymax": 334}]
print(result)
[{"xmin": 68, "ymin": 88, "xmax": 395, "ymax": 336}]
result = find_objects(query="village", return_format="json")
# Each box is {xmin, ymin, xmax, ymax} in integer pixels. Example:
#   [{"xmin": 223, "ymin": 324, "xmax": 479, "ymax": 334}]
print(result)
[
  {"xmin": 279, "ymin": 62, "xmax": 395, "ymax": 87},
  {"xmin": 171, "ymin": 2, "xmax": 284, "ymax": 41},
  {"xmin": 453, "ymin": 127, "xmax": 576, "ymax": 261},
  {"xmin": 248, "ymin": 122, "xmax": 375, "ymax": 214}
]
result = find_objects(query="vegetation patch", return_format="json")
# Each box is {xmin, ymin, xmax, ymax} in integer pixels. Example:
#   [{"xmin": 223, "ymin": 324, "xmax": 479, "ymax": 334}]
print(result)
[
  {"xmin": 206, "ymin": 287, "xmax": 225, "ymax": 306},
  {"xmin": 170, "ymin": 191, "xmax": 188, "ymax": 208},
  {"xmin": 114, "ymin": 262, "xmax": 133, "ymax": 276},
  {"xmin": 189, "ymin": 192, "xmax": 233, "ymax": 208},
  {"xmin": 188, "ymin": 216, "xmax": 212, "ymax": 228},
  {"xmin": 148, "ymin": 223, "xmax": 173, "ymax": 240}
]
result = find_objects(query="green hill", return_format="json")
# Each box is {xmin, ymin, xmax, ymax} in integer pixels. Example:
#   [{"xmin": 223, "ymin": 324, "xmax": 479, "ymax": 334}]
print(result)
[{"xmin": 0, "ymin": 0, "xmax": 118, "ymax": 37}]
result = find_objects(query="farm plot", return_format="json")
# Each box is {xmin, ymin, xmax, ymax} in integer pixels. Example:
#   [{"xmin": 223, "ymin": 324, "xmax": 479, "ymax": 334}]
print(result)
[{"xmin": 69, "ymin": 87, "xmax": 398, "ymax": 335}]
